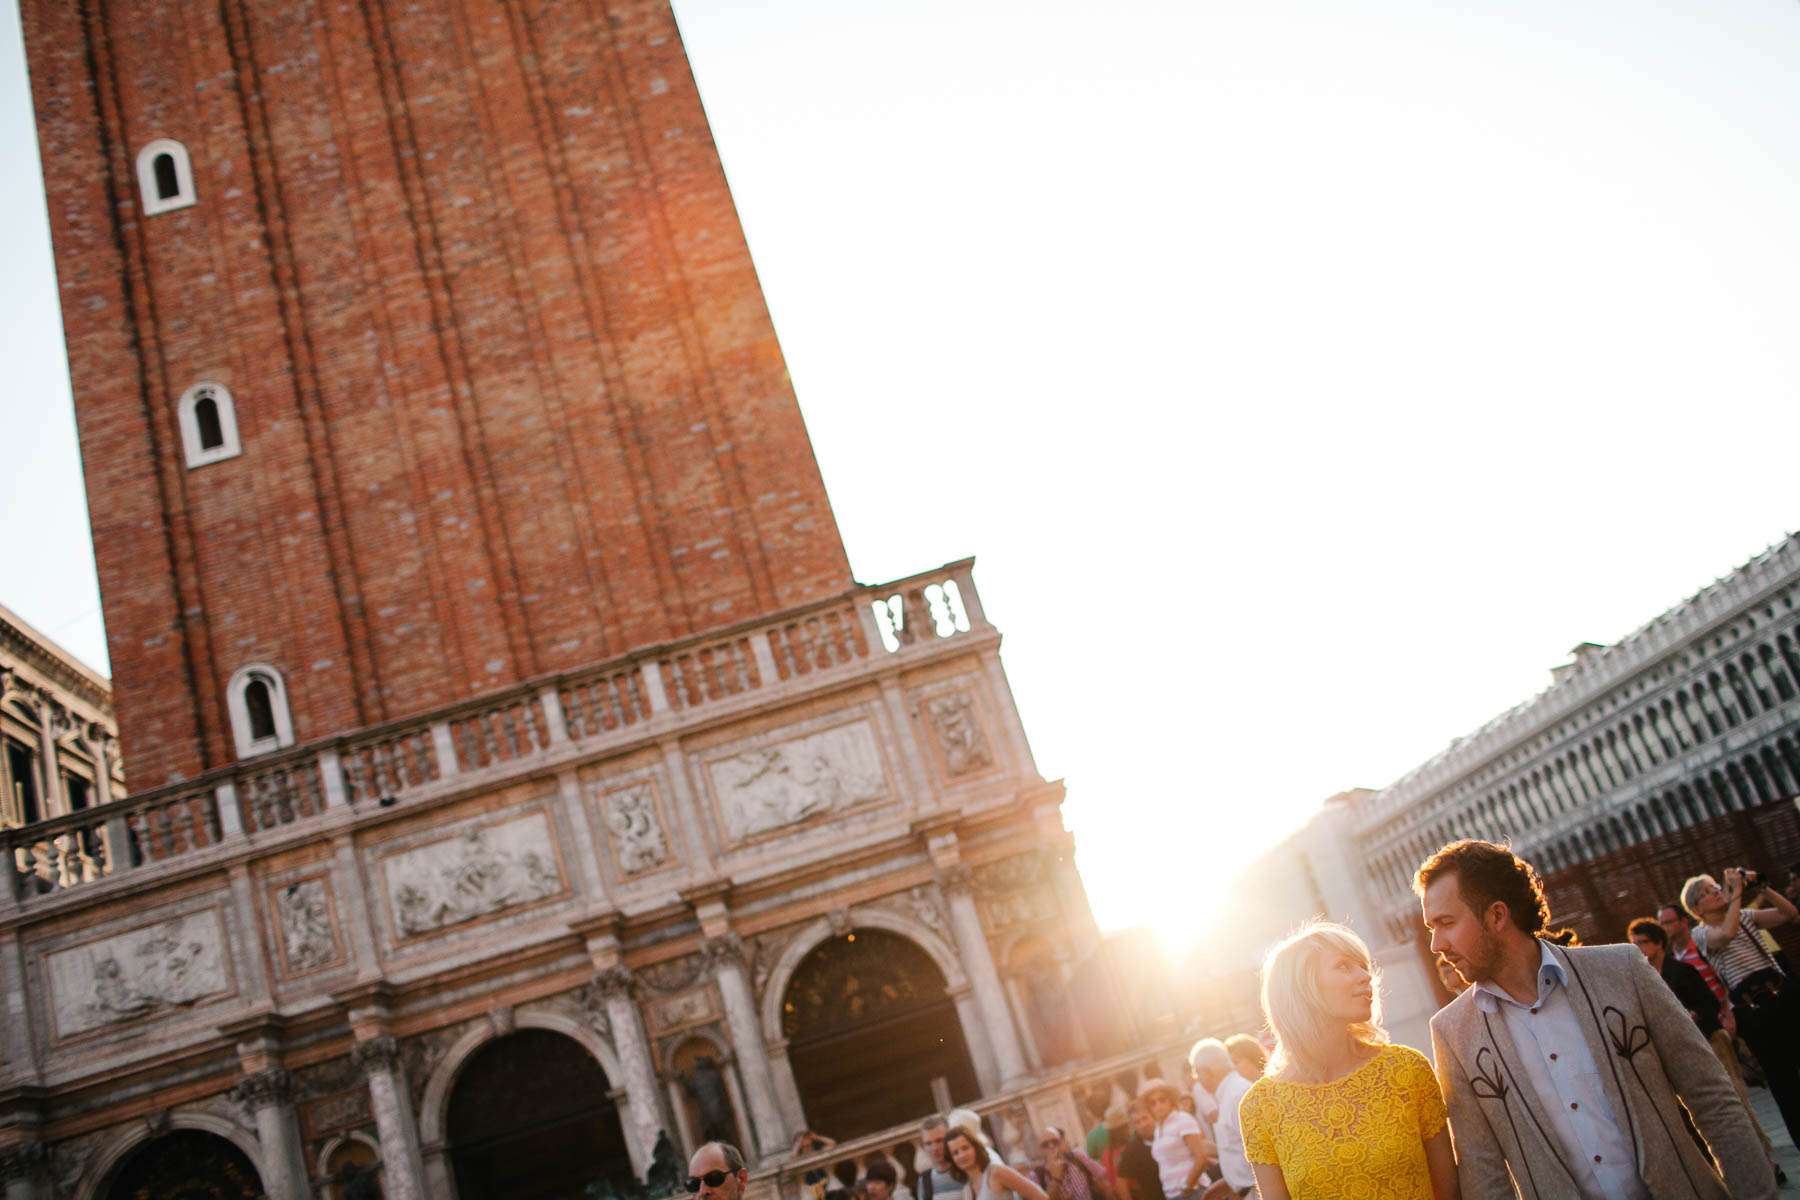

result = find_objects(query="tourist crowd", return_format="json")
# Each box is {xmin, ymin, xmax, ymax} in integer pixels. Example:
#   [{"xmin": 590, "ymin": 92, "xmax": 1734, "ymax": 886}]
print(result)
[{"xmin": 681, "ymin": 842, "xmax": 1800, "ymax": 1200}]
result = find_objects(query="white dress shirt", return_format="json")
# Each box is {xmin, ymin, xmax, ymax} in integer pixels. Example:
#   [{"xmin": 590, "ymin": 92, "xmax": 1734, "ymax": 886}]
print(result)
[
  {"xmin": 1472, "ymin": 941, "xmax": 1649, "ymax": 1200},
  {"xmin": 1210, "ymin": 1070, "xmax": 1254, "ymax": 1191}
]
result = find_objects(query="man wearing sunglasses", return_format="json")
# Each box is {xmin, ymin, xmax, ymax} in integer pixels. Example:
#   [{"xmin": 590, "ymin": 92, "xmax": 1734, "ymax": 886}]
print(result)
[{"xmin": 686, "ymin": 1142, "xmax": 749, "ymax": 1200}]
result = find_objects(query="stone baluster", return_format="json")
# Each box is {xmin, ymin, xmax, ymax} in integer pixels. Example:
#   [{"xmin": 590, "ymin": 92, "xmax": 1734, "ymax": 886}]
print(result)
[
  {"xmin": 939, "ymin": 863, "xmax": 1029, "ymax": 1087},
  {"xmin": 0, "ymin": 1142, "xmax": 52, "ymax": 1200},
  {"xmin": 232, "ymin": 1069, "xmax": 312, "ymax": 1200},
  {"xmin": 701, "ymin": 934, "xmax": 787, "ymax": 1161},
  {"xmin": 352, "ymin": 1036, "xmax": 429, "ymax": 1200},
  {"xmin": 593, "ymin": 965, "xmax": 666, "ymax": 1172}
]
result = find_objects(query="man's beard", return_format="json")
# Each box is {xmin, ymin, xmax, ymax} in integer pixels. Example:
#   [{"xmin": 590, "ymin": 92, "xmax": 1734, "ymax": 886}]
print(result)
[{"xmin": 1452, "ymin": 929, "xmax": 1505, "ymax": 984}]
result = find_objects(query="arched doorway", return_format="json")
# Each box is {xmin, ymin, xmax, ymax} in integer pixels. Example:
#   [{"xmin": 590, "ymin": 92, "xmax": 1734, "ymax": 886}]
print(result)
[
  {"xmin": 105, "ymin": 1129, "xmax": 263, "ymax": 1199},
  {"xmin": 783, "ymin": 928, "xmax": 979, "ymax": 1137},
  {"xmin": 447, "ymin": 1029, "xmax": 633, "ymax": 1200}
]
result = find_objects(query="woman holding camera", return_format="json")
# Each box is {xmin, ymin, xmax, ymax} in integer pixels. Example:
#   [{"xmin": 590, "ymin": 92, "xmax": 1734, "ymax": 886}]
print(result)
[{"xmin": 1683, "ymin": 867, "xmax": 1800, "ymax": 1142}]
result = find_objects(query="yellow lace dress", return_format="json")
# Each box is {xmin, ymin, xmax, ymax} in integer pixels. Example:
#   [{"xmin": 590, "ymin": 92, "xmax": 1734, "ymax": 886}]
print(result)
[{"xmin": 1238, "ymin": 1043, "xmax": 1447, "ymax": 1199}]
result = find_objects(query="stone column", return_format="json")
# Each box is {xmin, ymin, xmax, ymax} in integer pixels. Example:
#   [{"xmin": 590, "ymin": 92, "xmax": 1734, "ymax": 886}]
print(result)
[
  {"xmin": 701, "ymin": 934, "xmax": 787, "ymax": 1161},
  {"xmin": 940, "ymin": 864, "xmax": 1029, "ymax": 1087},
  {"xmin": 353, "ymin": 1036, "xmax": 429, "ymax": 1200},
  {"xmin": 951, "ymin": 983, "xmax": 1000, "ymax": 1094},
  {"xmin": 0, "ymin": 1143, "xmax": 52, "ymax": 1200},
  {"xmin": 233, "ymin": 1069, "xmax": 312, "ymax": 1200},
  {"xmin": 595, "ymin": 964, "xmax": 666, "ymax": 1170},
  {"xmin": 764, "ymin": 1039, "xmax": 808, "ymax": 1137},
  {"xmin": 31, "ymin": 694, "xmax": 62, "ymax": 818}
]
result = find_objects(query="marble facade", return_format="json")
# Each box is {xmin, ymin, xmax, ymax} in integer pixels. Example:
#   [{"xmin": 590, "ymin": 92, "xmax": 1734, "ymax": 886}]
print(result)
[{"xmin": 0, "ymin": 565, "xmax": 1102, "ymax": 1199}]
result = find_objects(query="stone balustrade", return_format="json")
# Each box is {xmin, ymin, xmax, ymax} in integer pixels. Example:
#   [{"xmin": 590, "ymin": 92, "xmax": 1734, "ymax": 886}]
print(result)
[{"xmin": 0, "ymin": 561, "xmax": 988, "ymax": 907}]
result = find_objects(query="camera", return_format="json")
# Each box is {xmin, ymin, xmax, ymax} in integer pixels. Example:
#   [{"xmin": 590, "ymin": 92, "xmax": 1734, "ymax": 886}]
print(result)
[{"xmin": 1734, "ymin": 867, "xmax": 1765, "ymax": 897}]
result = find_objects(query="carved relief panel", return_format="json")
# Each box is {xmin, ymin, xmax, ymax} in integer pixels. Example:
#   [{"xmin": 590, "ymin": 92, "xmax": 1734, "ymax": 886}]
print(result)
[
  {"xmin": 265, "ymin": 872, "xmax": 347, "ymax": 979},
  {"xmin": 41, "ymin": 907, "xmax": 236, "ymax": 1041},
  {"xmin": 593, "ymin": 778, "xmax": 676, "ymax": 879},
  {"xmin": 375, "ymin": 809, "xmax": 568, "ymax": 944},
  {"xmin": 700, "ymin": 717, "xmax": 893, "ymax": 845},
  {"xmin": 918, "ymin": 687, "xmax": 998, "ymax": 783}
]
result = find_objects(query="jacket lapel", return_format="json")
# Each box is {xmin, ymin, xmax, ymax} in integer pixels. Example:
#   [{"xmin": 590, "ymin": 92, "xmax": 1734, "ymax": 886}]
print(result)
[
  {"xmin": 1465, "ymin": 996, "xmax": 1568, "ymax": 1171},
  {"xmin": 1551, "ymin": 944, "xmax": 1647, "ymax": 1175}
]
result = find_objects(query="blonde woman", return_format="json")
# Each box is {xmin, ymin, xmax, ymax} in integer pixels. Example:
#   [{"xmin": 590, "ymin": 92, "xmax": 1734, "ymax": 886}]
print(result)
[{"xmin": 1237, "ymin": 922, "xmax": 1457, "ymax": 1200}]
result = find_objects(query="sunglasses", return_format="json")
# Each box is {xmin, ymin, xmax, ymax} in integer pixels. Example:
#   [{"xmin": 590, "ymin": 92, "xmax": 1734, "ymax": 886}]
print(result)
[{"xmin": 685, "ymin": 1172, "xmax": 733, "ymax": 1193}]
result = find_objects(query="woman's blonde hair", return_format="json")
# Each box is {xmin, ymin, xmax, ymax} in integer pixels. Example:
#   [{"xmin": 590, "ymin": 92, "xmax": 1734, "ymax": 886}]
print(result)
[{"xmin": 1259, "ymin": 920, "xmax": 1388, "ymax": 1075}]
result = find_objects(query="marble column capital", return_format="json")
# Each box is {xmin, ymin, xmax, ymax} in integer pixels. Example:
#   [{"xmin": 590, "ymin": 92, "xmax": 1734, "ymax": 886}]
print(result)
[
  {"xmin": 700, "ymin": 932, "xmax": 746, "ymax": 972},
  {"xmin": 939, "ymin": 862, "xmax": 976, "ymax": 898},
  {"xmin": 594, "ymin": 962, "xmax": 641, "ymax": 1001},
  {"xmin": 351, "ymin": 1035, "xmax": 402, "ymax": 1076},
  {"xmin": 233, "ymin": 1067, "xmax": 295, "ymax": 1111},
  {"xmin": 0, "ymin": 1142, "xmax": 51, "ymax": 1182}
]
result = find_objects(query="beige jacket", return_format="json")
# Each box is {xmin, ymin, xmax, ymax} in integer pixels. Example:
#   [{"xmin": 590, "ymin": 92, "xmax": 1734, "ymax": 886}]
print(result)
[{"xmin": 1429, "ymin": 941, "xmax": 1773, "ymax": 1200}]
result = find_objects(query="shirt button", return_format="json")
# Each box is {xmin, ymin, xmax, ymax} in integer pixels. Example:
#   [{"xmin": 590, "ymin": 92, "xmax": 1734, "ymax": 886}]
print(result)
[
  {"xmin": 1570, "ymin": 1103, "xmax": 1579, "ymax": 1111},
  {"xmin": 1549, "ymin": 1054, "xmax": 1558, "ymax": 1061},
  {"xmin": 1594, "ymin": 1156, "xmax": 1603, "ymax": 1164}
]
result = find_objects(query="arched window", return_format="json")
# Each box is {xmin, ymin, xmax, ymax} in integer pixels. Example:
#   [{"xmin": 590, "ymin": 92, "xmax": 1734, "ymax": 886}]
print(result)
[
  {"xmin": 135, "ymin": 139, "xmax": 198, "ymax": 215},
  {"xmin": 227, "ymin": 664, "xmax": 294, "ymax": 757},
  {"xmin": 178, "ymin": 382, "xmax": 242, "ymax": 467}
]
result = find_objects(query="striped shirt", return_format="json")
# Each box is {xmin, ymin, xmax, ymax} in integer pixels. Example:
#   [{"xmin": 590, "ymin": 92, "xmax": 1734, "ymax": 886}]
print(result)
[
  {"xmin": 1693, "ymin": 911, "xmax": 1780, "ymax": 991},
  {"xmin": 1150, "ymin": 1110, "xmax": 1205, "ymax": 1197},
  {"xmin": 1671, "ymin": 938, "xmax": 1730, "ymax": 1007}
]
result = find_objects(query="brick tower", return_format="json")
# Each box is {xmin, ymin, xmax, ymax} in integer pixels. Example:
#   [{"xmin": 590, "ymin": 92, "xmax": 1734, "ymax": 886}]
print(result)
[
  {"xmin": 4, "ymin": 6, "xmax": 1111, "ymax": 1200},
  {"xmin": 26, "ymin": 0, "xmax": 851, "ymax": 787}
]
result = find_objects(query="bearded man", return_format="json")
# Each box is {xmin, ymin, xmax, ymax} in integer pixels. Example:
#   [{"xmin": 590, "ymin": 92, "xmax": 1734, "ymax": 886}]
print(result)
[{"xmin": 1416, "ymin": 839, "xmax": 1772, "ymax": 1199}]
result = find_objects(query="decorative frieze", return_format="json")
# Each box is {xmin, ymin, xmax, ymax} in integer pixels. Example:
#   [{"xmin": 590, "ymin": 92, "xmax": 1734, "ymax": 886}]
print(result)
[
  {"xmin": 44, "ymin": 910, "xmax": 233, "ymax": 1037},
  {"xmin": 381, "ymin": 814, "xmax": 564, "ymax": 938},
  {"xmin": 706, "ymin": 720, "xmax": 890, "ymax": 842}
]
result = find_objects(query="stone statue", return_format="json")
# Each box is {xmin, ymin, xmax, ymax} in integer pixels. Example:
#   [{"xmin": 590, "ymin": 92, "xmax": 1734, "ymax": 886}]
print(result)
[
  {"xmin": 335, "ymin": 1160, "xmax": 382, "ymax": 1200},
  {"xmin": 645, "ymin": 1129, "xmax": 682, "ymax": 1197},
  {"xmin": 681, "ymin": 1056, "xmax": 735, "ymax": 1143}
]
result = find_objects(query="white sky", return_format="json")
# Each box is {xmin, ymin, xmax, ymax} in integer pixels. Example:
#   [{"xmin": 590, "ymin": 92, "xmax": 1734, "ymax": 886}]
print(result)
[{"xmin": 3, "ymin": 0, "xmax": 1799, "ymax": 949}]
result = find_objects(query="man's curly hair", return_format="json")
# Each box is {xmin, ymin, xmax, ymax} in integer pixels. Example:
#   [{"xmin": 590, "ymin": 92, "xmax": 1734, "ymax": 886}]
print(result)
[{"xmin": 1414, "ymin": 839, "xmax": 1550, "ymax": 934}]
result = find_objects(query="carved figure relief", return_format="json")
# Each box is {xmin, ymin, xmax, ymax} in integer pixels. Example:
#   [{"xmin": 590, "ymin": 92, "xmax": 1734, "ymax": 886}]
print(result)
[
  {"xmin": 925, "ymin": 692, "xmax": 994, "ymax": 777},
  {"xmin": 603, "ymin": 783, "xmax": 669, "ymax": 875},
  {"xmin": 707, "ymin": 721, "xmax": 889, "ymax": 841},
  {"xmin": 382, "ymin": 815, "xmax": 563, "ymax": 938},
  {"xmin": 46, "ymin": 912, "xmax": 231, "ymax": 1037},
  {"xmin": 274, "ymin": 878, "xmax": 341, "ymax": 973}
]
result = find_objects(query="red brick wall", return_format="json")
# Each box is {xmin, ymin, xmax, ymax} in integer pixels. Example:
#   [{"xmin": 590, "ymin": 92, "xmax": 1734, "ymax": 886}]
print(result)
[{"xmin": 23, "ymin": 0, "xmax": 851, "ymax": 786}]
